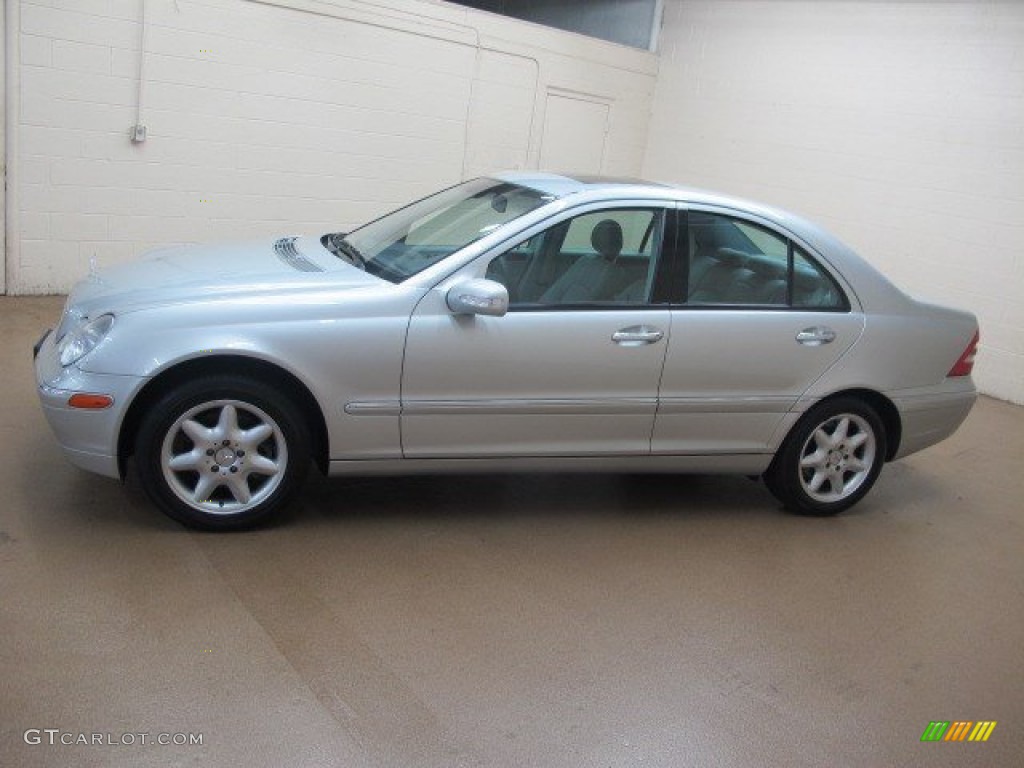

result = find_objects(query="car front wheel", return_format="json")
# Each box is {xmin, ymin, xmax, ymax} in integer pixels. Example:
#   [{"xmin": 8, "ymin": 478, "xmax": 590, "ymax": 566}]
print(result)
[
  {"xmin": 765, "ymin": 397, "xmax": 886, "ymax": 516},
  {"xmin": 136, "ymin": 375, "xmax": 310, "ymax": 530}
]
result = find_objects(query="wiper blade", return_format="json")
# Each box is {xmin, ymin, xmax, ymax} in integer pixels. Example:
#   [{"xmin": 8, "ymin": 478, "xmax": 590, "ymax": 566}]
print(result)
[{"xmin": 324, "ymin": 232, "xmax": 366, "ymax": 270}]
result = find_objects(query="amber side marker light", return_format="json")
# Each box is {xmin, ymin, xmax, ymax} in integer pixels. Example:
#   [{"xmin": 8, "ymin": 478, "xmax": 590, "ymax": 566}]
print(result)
[{"xmin": 68, "ymin": 393, "xmax": 114, "ymax": 410}]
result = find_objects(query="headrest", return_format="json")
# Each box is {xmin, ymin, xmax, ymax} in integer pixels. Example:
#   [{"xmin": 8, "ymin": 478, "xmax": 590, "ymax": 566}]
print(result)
[
  {"xmin": 591, "ymin": 219, "xmax": 624, "ymax": 259},
  {"xmin": 715, "ymin": 247, "xmax": 749, "ymax": 268},
  {"xmin": 746, "ymin": 257, "xmax": 786, "ymax": 279}
]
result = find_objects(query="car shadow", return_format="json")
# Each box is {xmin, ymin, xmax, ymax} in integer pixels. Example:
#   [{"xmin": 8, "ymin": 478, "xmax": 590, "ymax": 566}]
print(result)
[
  {"xmin": 294, "ymin": 470, "xmax": 778, "ymax": 525},
  {"xmin": 18, "ymin": 435, "xmax": 949, "ymax": 534}
]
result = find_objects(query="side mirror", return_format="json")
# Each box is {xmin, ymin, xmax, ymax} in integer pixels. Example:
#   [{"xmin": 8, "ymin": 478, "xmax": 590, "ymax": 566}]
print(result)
[{"xmin": 446, "ymin": 278, "xmax": 509, "ymax": 317}]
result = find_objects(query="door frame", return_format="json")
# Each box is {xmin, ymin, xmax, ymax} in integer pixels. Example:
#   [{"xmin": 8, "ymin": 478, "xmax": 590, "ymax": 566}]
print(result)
[{"xmin": 538, "ymin": 88, "xmax": 611, "ymax": 174}]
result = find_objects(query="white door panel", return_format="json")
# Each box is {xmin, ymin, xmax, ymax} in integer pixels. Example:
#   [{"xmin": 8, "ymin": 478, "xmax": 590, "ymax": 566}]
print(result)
[{"xmin": 539, "ymin": 93, "xmax": 609, "ymax": 175}]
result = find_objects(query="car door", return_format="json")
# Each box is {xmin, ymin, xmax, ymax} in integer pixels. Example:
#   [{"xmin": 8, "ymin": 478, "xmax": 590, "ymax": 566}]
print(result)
[
  {"xmin": 653, "ymin": 207, "xmax": 865, "ymax": 454},
  {"xmin": 401, "ymin": 204, "xmax": 674, "ymax": 458}
]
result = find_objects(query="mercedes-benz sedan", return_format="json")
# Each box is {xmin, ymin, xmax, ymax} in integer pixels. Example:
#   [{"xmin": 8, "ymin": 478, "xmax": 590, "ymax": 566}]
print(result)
[{"xmin": 34, "ymin": 173, "xmax": 979, "ymax": 529}]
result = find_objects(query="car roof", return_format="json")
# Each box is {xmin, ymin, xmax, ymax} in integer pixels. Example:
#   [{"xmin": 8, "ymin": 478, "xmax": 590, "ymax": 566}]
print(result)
[
  {"xmin": 494, "ymin": 170, "xmax": 834, "ymax": 251},
  {"xmin": 495, "ymin": 170, "xmax": 793, "ymax": 221}
]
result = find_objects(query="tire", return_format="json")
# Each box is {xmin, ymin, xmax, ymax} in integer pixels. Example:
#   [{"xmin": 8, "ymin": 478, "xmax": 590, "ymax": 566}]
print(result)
[
  {"xmin": 764, "ymin": 397, "xmax": 886, "ymax": 516},
  {"xmin": 136, "ymin": 375, "xmax": 310, "ymax": 530}
]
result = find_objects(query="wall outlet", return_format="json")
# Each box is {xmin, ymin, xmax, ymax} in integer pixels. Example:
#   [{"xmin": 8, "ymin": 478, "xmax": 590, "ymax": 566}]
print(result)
[{"xmin": 130, "ymin": 124, "xmax": 148, "ymax": 143}]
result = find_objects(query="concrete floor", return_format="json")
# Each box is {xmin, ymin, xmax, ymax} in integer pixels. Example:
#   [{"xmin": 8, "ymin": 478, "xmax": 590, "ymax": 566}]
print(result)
[{"xmin": 1, "ymin": 295, "xmax": 1021, "ymax": 768}]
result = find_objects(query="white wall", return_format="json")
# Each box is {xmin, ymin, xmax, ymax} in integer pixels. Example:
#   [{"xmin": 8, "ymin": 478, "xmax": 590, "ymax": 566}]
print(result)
[
  {"xmin": 644, "ymin": 0, "xmax": 1024, "ymax": 404},
  {"xmin": 6, "ymin": 0, "xmax": 656, "ymax": 293}
]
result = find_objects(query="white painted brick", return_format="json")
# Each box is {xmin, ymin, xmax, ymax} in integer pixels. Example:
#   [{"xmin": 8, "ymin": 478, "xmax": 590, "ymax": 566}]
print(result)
[
  {"xmin": 27, "ymin": 1, "xmax": 116, "ymax": 17},
  {"xmin": 145, "ymin": 7, "xmax": 468, "ymax": 77},
  {"xmin": 974, "ymin": 348, "xmax": 1024, "ymax": 405},
  {"xmin": 19, "ymin": 125, "xmax": 83, "ymax": 158},
  {"xmin": 22, "ymin": 181, "xmax": 183, "ymax": 217},
  {"xmin": 15, "ymin": 257, "xmax": 62, "ymax": 295},
  {"xmin": 80, "ymin": 132, "xmax": 237, "ymax": 170},
  {"xmin": 21, "ymin": 94, "xmax": 135, "ymax": 131},
  {"xmin": 108, "ymin": 215, "xmax": 214, "ymax": 244},
  {"xmin": 21, "ymin": 212, "xmax": 51, "ymax": 240},
  {"xmin": 51, "ymin": 39, "xmax": 112, "ymax": 75},
  {"xmin": 20, "ymin": 34, "xmax": 52, "ymax": 67},
  {"xmin": 24, "ymin": 66, "xmax": 134, "ymax": 106},
  {"xmin": 138, "ymin": 49, "xmax": 469, "ymax": 111},
  {"xmin": 18, "ymin": 158, "xmax": 51, "ymax": 186},
  {"xmin": 135, "ymin": 55, "xmax": 464, "ymax": 120},
  {"xmin": 21, "ymin": 184, "xmax": 65, "ymax": 214},
  {"xmin": 50, "ymin": 213, "xmax": 110, "ymax": 242},
  {"xmin": 20, "ymin": 3, "xmax": 139, "ymax": 49},
  {"xmin": 19, "ymin": 239, "xmax": 75, "ymax": 274},
  {"xmin": 234, "ymin": 144, "xmax": 445, "ymax": 182},
  {"xmin": 984, "ymin": 322, "xmax": 1024, "ymax": 357},
  {"xmin": 109, "ymin": 47, "xmax": 139, "ymax": 78}
]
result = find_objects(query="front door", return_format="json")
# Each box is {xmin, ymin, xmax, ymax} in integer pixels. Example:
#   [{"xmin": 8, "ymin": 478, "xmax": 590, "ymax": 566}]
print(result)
[{"xmin": 401, "ymin": 205, "xmax": 672, "ymax": 458}]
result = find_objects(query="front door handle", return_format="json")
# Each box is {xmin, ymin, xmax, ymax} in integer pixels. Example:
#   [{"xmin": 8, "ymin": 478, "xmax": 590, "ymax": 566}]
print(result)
[
  {"xmin": 796, "ymin": 326, "xmax": 836, "ymax": 346},
  {"xmin": 612, "ymin": 325, "xmax": 664, "ymax": 346}
]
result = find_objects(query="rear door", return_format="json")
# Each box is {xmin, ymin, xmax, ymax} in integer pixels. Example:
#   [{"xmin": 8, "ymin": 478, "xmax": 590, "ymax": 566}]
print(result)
[{"xmin": 653, "ymin": 207, "xmax": 865, "ymax": 454}]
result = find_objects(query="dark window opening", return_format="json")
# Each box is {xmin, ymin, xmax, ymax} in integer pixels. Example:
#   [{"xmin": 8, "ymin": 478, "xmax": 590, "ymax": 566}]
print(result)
[{"xmin": 448, "ymin": 0, "xmax": 660, "ymax": 51}]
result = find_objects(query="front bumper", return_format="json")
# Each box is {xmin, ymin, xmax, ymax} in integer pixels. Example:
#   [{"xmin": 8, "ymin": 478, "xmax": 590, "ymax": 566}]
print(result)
[{"xmin": 34, "ymin": 328, "xmax": 146, "ymax": 479}]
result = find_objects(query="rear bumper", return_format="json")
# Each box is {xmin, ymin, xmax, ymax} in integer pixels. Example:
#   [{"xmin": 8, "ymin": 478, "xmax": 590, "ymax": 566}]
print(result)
[
  {"xmin": 34, "ymin": 329, "xmax": 145, "ymax": 480},
  {"xmin": 890, "ymin": 381, "xmax": 977, "ymax": 460}
]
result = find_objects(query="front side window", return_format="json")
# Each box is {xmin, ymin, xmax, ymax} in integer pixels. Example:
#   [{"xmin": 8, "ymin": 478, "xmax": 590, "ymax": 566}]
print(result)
[
  {"xmin": 327, "ymin": 178, "xmax": 555, "ymax": 283},
  {"xmin": 686, "ymin": 211, "xmax": 846, "ymax": 310},
  {"xmin": 486, "ymin": 208, "xmax": 665, "ymax": 308}
]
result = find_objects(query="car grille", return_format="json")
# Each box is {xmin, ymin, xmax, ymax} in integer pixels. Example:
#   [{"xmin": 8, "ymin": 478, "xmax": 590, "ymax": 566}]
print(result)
[{"xmin": 273, "ymin": 237, "xmax": 324, "ymax": 273}]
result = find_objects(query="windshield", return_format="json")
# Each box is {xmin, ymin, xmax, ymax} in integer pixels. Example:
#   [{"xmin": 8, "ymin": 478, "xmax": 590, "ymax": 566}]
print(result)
[{"xmin": 326, "ymin": 178, "xmax": 556, "ymax": 283}]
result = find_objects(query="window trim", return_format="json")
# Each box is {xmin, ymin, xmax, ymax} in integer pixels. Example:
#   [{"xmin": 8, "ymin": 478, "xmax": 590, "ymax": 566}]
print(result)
[
  {"xmin": 673, "ymin": 205, "xmax": 852, "ymax": 313},
  {"xmin": 478, "ymin": 203, "xmax": 677, "ymax": 313}
]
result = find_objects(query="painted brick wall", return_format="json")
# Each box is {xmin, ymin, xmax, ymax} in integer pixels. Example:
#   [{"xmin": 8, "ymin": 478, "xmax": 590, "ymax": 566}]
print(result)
[
  {"xmin": 644, "ymin": 0, "xmax": 1024, "ymax": 403},
  {"xmin": 8, "ymin": 0, "xmax": 656, "ymax": 293}
]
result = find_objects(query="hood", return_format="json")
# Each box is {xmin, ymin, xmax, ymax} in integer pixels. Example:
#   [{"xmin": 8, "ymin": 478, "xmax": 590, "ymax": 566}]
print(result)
[{"xmin": 67, "ymin": 236, "xmax": 378, "ymax": 316}]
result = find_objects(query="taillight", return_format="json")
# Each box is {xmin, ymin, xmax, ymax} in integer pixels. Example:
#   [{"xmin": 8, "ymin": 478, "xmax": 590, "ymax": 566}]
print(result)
[{"xmin": 948, "ymin": 330, "xmax": 979, "ymax": 377}]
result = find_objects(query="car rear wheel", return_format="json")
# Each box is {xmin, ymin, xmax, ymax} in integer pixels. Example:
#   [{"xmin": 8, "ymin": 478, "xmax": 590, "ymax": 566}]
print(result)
[
  {"xmin": 765, "ymin": 397, "xmax": 886, "ymax": 516},
  {"xmin": 136, "ymin": 375, "xmax": 310, "ymax": 530}
]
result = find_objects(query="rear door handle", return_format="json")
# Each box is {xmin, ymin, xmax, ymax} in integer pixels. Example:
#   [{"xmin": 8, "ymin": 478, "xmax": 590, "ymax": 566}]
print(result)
[
  {"xmin": 796, "ymin": 326, "xmax": 836, "ymax": 346},
  {"xmin": 612, "ymin": 325, "xmax": 664, "ymax": 346}
]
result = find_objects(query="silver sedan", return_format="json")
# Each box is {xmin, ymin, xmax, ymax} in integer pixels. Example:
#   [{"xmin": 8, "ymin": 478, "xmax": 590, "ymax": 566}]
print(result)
[{"xmin": 34, "ymin": 173, "xmax": 979, "ymax": 529}]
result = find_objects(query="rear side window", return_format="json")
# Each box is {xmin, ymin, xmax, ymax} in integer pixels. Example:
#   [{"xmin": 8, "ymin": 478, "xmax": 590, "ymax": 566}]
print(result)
[{"xmin": 685, "ymin": 211, "xmax": 847, "ymax": 310}]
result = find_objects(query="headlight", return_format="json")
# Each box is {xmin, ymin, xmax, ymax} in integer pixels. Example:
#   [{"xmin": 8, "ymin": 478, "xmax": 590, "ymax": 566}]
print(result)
[
  {"xmin": 56, "ymin": 314, "xmax": 115, "ymax": 367},
  {"xmin": 54, "ymin": 299, "xmax": 80, "ymax": 342}
]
